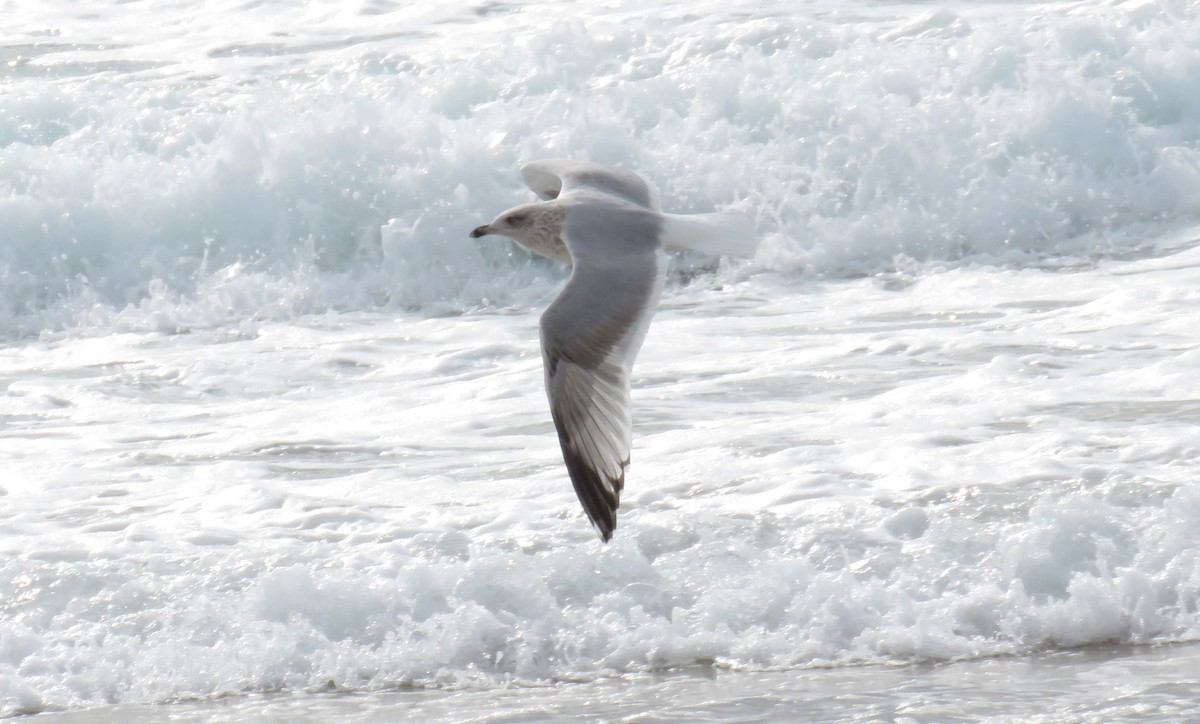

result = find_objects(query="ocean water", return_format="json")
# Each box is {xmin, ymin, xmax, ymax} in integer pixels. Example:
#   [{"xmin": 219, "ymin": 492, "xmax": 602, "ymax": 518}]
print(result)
[{"xmin": 3, "ymin": 0, "xmax": 1200, "ymax": 719}]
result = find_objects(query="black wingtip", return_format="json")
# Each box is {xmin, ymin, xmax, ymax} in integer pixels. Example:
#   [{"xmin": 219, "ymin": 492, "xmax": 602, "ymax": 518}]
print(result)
[{"xmin": 559, "ymin": 442, "xmax": 623, "ymax": 543}]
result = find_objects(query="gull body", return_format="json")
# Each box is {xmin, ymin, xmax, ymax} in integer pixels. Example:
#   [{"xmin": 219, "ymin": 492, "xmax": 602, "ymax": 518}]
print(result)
[{"xmin": 470, "ymin": 160, "xmax": 757, "ymax": 541}]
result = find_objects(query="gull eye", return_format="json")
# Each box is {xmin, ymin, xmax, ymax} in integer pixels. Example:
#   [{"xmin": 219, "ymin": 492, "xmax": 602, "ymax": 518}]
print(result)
[{"xmin": 506, "ymin": 212, "xmax": 530, "ymax": 227}]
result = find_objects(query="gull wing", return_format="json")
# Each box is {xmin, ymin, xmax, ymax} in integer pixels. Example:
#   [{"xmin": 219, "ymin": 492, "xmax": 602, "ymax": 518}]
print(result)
[
  {"xmin": 521, "ymin": 160, "xmax": 661, "ymax": 211},
  {"xmin": 538, "ymin": 201, "xmax": 667, "ymax": 541}
]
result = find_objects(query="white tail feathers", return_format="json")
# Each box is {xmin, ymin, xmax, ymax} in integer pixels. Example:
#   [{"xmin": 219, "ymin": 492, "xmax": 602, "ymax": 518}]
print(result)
[{"xmin": 659, "ymin": 211, "xmax": 759, "ymax": 259}]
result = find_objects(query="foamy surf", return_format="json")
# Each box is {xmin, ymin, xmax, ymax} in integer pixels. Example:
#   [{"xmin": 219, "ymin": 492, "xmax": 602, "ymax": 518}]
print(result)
[
  {"xmin": 2, "ymin": 0, "xmax": 1198, "ymax": 336},
  {"xmin": 3, "ymin": 0, "xmax": 1200, "ymax": 719}
]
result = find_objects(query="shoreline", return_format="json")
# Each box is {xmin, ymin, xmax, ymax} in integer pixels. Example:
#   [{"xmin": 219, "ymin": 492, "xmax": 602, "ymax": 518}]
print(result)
[{"xmin": 28, "ymin": 640, "xmax": 1200, "ymax": 722}]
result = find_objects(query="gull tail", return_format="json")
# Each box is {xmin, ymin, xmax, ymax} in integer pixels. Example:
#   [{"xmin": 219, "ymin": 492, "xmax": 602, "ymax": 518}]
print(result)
[{"xmin": 659, "ymin": 211, "xmax": 758, "ymax": 259}]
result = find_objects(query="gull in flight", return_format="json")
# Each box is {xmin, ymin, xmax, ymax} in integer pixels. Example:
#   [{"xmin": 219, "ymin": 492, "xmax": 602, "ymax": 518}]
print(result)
[{"xmin": 470, "ymin": 160, "xmax": 757, "ymax": 541}]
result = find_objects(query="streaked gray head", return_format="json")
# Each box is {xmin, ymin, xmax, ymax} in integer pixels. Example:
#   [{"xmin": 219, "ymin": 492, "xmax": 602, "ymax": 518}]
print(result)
[{"xmin": 470, "ymin": 202, "xmax": 570, "ymax": 263}]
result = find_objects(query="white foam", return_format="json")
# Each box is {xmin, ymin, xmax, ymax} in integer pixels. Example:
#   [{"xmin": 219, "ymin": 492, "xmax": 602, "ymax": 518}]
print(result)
[
  {"xmin": 2, "ymin": 0, "xmax": 1199, "ymax": 335},
  {"xmin": 4, "ymin": 0, "xmax": 1200, "ymax": 717},
  {"xmin": 5, "ymin": 241, "xmax": 1200, "ymax": 713}
]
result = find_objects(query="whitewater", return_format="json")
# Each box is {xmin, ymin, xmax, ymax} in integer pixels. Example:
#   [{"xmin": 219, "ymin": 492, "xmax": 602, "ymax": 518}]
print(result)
[{"xmin": 3, "ymin": 0, "xmax": 1200, "ymax": 720}]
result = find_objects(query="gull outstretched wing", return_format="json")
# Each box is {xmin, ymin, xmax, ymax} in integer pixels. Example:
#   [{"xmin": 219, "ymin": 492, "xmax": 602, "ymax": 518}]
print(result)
[
  {"xmin": 538, "ymin": 199, "xmax": 667, "ymax": 540},
  {"xmin": 521, "ymin": 160, "xmax": 661, "ymax": 211}
]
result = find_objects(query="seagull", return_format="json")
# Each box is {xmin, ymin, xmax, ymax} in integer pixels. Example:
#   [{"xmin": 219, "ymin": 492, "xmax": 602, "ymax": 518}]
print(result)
[{"xmin": 470, "ymin": 160, "xmax": 757, "ymax": 541}]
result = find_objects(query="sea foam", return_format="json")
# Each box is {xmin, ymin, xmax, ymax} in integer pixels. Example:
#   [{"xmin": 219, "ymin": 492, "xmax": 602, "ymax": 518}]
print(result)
[
  {"xmin": 4, "ymin": 3, "xmax": 1200, "ymax": 712},
  {"xmin": 1, "ymin": 1, "xmax": 1199, "ymax": 336}
]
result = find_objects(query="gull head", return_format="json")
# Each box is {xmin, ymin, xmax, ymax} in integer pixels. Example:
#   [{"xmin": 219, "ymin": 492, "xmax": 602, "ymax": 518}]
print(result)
[
  {"xmin": 471, "ymin": 202, "xmax": 557, "ymax": 240},
  {"xmin": 470, "ymin": 202, "xmax": 570, "ymax": 263}
]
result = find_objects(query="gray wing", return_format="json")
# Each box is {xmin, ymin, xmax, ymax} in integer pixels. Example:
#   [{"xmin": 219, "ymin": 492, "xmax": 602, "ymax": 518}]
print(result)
[
  {"xmin": 521, "ymin": 160, "xmax": 661, "ymax": 212},
  {"xmin": 538, "ymin": 203, "xmax": 667, "ymax": 541}
]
